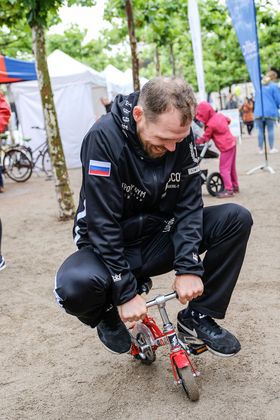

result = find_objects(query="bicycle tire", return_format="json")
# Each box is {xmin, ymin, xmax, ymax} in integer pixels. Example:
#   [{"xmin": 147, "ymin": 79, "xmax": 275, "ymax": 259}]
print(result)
[
  {"xmin": 42, "ymin": 149, "xmax": 53, "ymax": 178},
  {"xmin": 175, "ymin": 365, "xmax": 199, "ymax": 402},
  {"xmin": 206, "ymin": 172, "xmax": 224, "ymax": 196},
  {"xmin": 3, "ymin": 148, "xmax": 32, "ymax": 182}
]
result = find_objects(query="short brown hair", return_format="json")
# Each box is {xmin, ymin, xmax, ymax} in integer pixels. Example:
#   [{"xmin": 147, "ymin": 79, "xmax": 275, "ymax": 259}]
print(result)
[{"xmin": 138, "ymin": 77, "xmax": 197, "ymax": 125}]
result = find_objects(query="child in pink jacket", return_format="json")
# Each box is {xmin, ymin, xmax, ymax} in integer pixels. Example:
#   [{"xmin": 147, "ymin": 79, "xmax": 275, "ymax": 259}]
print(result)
[{"xmin": 195, "ymin": 101, "xmax": 239, "ymax": 198}]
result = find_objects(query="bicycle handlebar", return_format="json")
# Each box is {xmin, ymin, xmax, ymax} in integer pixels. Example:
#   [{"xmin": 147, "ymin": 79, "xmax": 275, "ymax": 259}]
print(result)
[{"xmin": 146, "ymin": 291, "xmax": 177, "ymax": 308}]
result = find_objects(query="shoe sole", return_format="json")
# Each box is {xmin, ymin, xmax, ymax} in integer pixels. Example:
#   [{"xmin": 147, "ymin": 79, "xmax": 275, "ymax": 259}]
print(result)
[
  {"xmin": 177, "ymin": 320, "xmax": 240, "ymax": 358},
  {"xmin": 207, "ymin": 346, "xmax": 240, "ymax": 358}
]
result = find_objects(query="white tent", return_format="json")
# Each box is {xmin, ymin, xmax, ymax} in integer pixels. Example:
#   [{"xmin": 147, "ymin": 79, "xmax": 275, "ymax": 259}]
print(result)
[
  {"xmin": 101, "ymin": 64, "xmax": 148, "ymax": 99},
  {"xmin": 11, "ymin": 50, "xmax": 108, "ymax": 168}
]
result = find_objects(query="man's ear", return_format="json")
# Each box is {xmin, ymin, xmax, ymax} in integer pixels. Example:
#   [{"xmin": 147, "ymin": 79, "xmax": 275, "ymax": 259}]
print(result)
[{"xmin": 133, "ymin": 105, "xmax": 144, "ymax": 122}]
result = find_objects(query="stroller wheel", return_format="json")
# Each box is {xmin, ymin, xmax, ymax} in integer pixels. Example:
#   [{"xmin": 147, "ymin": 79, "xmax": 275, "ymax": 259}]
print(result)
[{"xmin": 206, "ymin": 172, "xmax": 224, "ymax": 196}]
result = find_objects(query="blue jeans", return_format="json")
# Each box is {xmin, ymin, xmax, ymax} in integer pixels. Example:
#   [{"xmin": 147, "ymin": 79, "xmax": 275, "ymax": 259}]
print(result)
[{"xmin": 255, "ymin": 118, "xmax": 276, "ymax": 150}]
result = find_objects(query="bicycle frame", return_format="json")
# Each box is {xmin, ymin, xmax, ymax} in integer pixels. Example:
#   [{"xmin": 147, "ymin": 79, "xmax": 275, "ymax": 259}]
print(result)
[
  {"xmin": 130, "ymin": 292, "xmax": 201, "ymax": 383},
  {"xmin": 30, "ymin": 142, "xmax": 48, "ymax": 169}
]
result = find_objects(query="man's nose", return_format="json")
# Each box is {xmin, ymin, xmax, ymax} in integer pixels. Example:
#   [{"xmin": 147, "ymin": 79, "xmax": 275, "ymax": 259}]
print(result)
[{"xmin": 164, "ymin": 142, "xmax": 176, "ymax": 152}]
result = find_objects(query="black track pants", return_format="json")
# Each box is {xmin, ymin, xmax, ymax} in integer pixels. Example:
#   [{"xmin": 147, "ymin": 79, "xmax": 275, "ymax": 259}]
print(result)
[{"xmin": 54, "ymin": 203, "xmax": 253, "ymax": 326}]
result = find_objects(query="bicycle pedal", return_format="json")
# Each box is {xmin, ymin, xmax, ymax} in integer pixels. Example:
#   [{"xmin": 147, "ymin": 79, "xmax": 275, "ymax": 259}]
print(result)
[{"xmin": 188, "ymin": 343, "xmax": 208, "ymax": 355}]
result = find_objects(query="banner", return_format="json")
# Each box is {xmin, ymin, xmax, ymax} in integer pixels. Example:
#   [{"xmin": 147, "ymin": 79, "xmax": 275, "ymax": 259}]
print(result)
[
  {"xmin": 188, "ymin": 0, "xmax": 206, "ymax": 102},
  {"xmin": 226, "ymin": 0, "xmax": 262, "ymax": 103}
]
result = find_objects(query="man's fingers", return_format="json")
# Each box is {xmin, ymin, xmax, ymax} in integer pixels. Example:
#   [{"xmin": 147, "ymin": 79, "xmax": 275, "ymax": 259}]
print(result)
[
  {"xmin": 177, "ymin": 288, "xmax": 204, "ymax": 303},
  {"xmin": 121, "ymin": 310, "xmax": 147, "ymax": 323}
]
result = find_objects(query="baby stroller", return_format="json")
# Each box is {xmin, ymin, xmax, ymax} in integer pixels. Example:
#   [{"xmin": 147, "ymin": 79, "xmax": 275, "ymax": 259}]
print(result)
[{"xmin": 192, "ymin": 121, "xmax": 224, "ymax": 197}]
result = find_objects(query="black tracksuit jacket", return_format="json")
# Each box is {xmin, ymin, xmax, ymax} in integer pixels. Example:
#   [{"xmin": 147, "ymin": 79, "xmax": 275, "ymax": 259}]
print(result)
[{"xmin": 73, "ymin": 92, "xmax": 204, "ymax": 306}]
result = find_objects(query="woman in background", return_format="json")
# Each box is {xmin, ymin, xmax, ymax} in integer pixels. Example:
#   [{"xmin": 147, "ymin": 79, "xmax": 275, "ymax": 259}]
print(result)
[
  {"xmin": 254, "ymin": 70, "xmax": 280, "ymax": 154},
  {"xmin": 240, "ymin": 97, "xmax": 254, "ymax": 135}
]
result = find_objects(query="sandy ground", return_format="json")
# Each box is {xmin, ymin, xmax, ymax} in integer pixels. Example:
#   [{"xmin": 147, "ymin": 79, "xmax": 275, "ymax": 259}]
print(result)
[{"xmin": 1, "ymin": 128, "xmax": 280, "ymax": 420}]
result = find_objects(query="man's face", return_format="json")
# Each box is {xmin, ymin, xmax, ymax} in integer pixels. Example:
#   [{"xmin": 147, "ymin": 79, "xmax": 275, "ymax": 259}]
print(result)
[{"xmin": 133, "ymin": 106, "xmax": 191, "ymax": 159}]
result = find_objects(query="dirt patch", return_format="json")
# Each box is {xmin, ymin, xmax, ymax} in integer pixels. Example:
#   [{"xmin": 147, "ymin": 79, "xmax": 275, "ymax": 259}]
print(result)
[{"xmin": 1, "ymin": 129, "xmax": 280, "ymax": 419}]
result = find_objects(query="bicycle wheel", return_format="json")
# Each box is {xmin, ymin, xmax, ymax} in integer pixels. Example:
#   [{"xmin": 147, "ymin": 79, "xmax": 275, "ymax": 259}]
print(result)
[
  {"xmin": 3, "ymin": 148, "xmax": 32, "ymax": 182},
  {"xmin": 135, "ymin": 331, "xmax": 156, "ymax": 365},
  {"xmin": 206, "ymin": 172, "xmax": 224, "ymax": 196},
  {"xmin": 175, "ymin": 365, "xmax": 199, "ymax": 402},
  {"xmin": 42, "ymin": 149, "xmax": 53, "ymax": 178}
]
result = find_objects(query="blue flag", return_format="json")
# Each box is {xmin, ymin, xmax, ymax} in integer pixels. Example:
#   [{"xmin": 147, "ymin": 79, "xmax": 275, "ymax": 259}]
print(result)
[{"xmin": 226, "ymin": 0, "xmax": 262, "ymax": 105}]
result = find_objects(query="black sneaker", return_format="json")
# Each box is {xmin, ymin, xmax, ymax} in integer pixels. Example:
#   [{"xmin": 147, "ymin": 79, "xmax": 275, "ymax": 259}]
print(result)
[
  {"xmin": 177, "ymin": 308, "xmax": 241, "ymax": 357},
  {"xmin": 97, "ymin": 306, "xmax": 131, "ymax": 354},
  {"xmin": 0, "ymin": 255, "xmax": 6, "ymax": 271}
]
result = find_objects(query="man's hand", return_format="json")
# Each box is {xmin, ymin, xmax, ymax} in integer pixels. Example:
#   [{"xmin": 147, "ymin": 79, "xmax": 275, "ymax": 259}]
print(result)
[
  {"xmin": 172, "ymin": 274, "xmax": 204, "ymax": 305},
  {"xmin": 117, "ymin": 294, "xmax": 147, "ymax": 322}
]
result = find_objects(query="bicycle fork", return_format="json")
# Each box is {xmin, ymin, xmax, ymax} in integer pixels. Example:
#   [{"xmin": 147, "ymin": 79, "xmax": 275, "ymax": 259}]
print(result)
[{"xmin": 146, "ymin": 293, "xmax": 200, "ymax": 383}]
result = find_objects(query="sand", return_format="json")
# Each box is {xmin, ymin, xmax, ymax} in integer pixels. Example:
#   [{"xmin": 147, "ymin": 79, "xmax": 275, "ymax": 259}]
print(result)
[{"xmin": 1, "ymin": 128, "xmax": 280, "ymax": 419}]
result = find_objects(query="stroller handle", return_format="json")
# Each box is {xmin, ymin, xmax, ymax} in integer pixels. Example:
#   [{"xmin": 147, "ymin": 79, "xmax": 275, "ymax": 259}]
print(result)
[{"xmin": 198, "ymin": 140, "xmax": 213, "ymax": 161}]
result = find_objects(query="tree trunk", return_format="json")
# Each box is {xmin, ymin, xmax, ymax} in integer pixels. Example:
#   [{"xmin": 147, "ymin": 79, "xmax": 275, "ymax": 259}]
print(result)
[
  {"xmin": 155, "ymin": 46, "xmax": 161, "ymax": 76},
  {"xmin": 170, "ymin": 44, "xmax": 176, "ymax": 76},
  {"xmin": 31, "ymin": 23, "xmax": 76, "ymax": 221},
  {"xmin": 125, "ymin": 0, "xmax": 140, "ymax": 91},
  {"xmin": 218, "ymin": 89, "xmax": 223, "ymax": 109}
]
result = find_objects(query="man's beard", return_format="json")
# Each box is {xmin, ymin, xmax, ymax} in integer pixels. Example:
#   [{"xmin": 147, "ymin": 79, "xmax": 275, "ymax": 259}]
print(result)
[{"xmin": 142, "ymin": 141, "xmax": 167, "ymax": 159}]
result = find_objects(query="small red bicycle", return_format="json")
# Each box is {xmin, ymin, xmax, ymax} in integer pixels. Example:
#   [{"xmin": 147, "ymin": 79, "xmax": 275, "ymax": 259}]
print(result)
[{"xmin": 130, "ymin": 291, "xmax": 208, "ymax": 402}]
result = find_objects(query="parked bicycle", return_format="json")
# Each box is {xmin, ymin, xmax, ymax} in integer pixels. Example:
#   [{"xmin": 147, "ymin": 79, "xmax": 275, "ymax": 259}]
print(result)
[{"xmin": 2, "ymin": 126, "xmax": 52, "ymax": 183}]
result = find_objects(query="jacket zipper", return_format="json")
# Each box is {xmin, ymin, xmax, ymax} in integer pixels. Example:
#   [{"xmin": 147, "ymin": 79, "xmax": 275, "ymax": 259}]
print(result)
[{"xmin": 152, "ymin": 168, "xmax": 159, "ymax": 205}]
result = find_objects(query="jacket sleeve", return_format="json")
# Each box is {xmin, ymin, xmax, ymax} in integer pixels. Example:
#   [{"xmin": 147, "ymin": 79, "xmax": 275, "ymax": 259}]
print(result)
[
  {"xmin": 81, "ymin": 128, "xmax": 137, "ymax": 306},
  {"xmin": 200, "ymin": 125, "xmax": 213, "ymax": 142},
  {"xmin": 272, "ymin": 84, "xmax": 280, "ymax": 108},
  {"xmin": 171, "ymin": 134, "xmax": 204, "ymax": 278},
  {"xmin": 0, "ymin": 95, "xmax": 11, "ymax": 133}
]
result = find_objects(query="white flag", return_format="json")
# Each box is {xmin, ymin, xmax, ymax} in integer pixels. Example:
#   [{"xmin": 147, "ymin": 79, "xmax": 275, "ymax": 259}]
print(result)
[{"xmin": 188, "ymin": 0, "xmax": 206, "ymax": 101}]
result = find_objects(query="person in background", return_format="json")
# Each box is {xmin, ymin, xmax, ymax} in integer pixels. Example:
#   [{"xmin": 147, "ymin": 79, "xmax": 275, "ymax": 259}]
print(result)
[
  {"xmin": 195, "ymin": 101, "xmax": 239, "ymax": 198},
  {"xmin": 240, "ymin": 97, "xmax": 254, "ymax": 135},
  {"xmin": 0, "ymin": 91, "xmax": 11, "ymax": 193},
  {"xmin": 0, "ymin": 218, "xmax": 6, "ymax": 271},
  {"xmin": 254, "ymin": 69, "xmax": 280, "ymax": 154},
  {"xmin": 225, "ymin": 93, "xmax": 238, "ymax": 110}
]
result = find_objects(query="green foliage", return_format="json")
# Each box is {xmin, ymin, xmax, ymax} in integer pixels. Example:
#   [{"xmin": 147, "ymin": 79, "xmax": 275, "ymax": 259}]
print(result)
[
  {"xmin": 0, "ymin": 1, "xmax": 96, "ymax": 28},
  {"xmin": 0, "ymin": 21, "xmax": 33, "ymax": 58},
  {"xmin": 46, "ymin": 24, "xmax": 131, "ymax": 71},
  {"xmin": 102, "ymin": 0, "xmax": 280, "ymax": 93},
  {"xmin": 0, "ymin": 0, "xmax": 279, "ymax": 94}
]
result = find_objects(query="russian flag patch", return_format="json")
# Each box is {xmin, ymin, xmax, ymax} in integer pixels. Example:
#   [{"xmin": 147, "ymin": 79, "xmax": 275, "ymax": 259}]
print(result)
[{"xmin": 88, "ymin": 160, "xmax": 111, "ymax": 177}]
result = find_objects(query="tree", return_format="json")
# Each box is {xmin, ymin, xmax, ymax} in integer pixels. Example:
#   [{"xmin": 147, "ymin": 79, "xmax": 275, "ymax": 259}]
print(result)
[
  {"xmin": 0, "ymin": 1, "xmax": 96, "ymax": 220},
  {"xmin": 102, "ymin": 0, "xmax": 279, "ymax": 94},
  {"xmin": 124, "ymin": 0, "xmax": 140, "ymax": 90},
  {"xmin": 46, "ymin": 24, "xmax": 131, "ymax": 72}
]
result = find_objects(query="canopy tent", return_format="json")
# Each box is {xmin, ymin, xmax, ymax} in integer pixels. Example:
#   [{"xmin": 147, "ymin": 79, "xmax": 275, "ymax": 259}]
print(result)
[
  {"xmin": 101, "ymin": 64, "xmax": 148, "ymax": 99},
  {"xmin": 0, "ymin": 55, "xmax": 37, "ymax": 83},
  {"xmin": 11, "ymin": 50, "xmax": 107, "ymax": 168}
]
